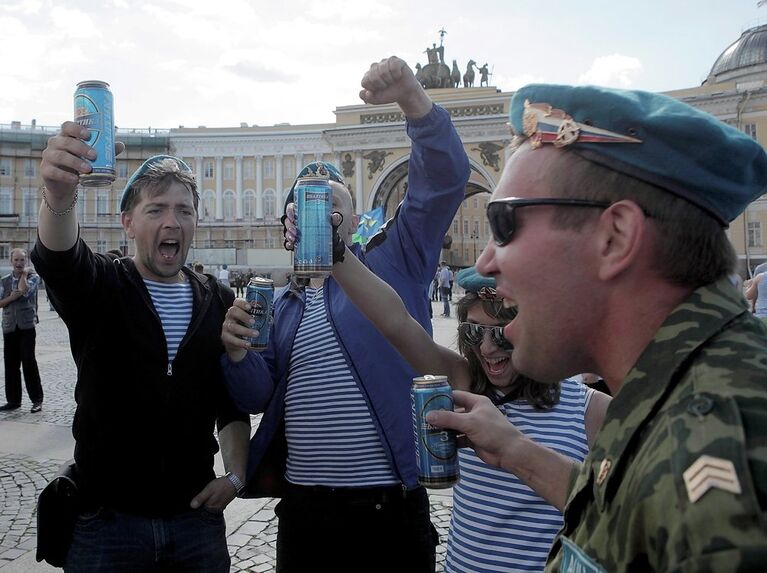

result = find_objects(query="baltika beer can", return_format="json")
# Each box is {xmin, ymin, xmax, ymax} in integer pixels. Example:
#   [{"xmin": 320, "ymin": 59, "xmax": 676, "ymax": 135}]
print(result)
[
  {"xmin": 245, "ymin": 277, "xmax": 274, "ymax": 350},
  {"xmin": 293, "ymin": 168, "xmax": 332, "ymax": 279},
  {"xmin": 411, "ymin": 375, "xmax": 459, "ymax": 488},
  {"xmin": 74, "ymin": 80, "xmax": 115, "ymax": 187}
]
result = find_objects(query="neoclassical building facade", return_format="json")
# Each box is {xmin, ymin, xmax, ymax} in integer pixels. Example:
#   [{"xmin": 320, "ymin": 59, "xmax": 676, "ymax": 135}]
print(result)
[{"xmin": 1, "ymin": 25, "xmax": 766, "ymax": 279}]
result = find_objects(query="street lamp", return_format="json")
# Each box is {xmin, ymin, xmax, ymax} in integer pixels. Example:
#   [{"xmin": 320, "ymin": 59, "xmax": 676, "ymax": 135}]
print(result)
[{"xmin": 470, "ymin": 230, "xmax": 479, "ymax": 263}]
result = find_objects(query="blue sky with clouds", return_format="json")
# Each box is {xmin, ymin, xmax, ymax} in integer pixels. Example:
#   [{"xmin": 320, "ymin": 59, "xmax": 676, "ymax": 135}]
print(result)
[{"xmin": 0, "ymin": 0, "xmax": 763, "ymax": 129}]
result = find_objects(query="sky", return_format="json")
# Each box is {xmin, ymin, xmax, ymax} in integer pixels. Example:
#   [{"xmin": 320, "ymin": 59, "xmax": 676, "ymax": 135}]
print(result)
[{"xmin": 1, "ymin": 0, "xmax": 765, "ymax": 130}]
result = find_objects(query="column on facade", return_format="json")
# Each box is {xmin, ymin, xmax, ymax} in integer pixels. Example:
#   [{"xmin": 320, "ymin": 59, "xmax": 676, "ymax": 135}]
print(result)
[
  {"xmin": 294, "ymin": 152, "xmax": 303, "ymax": 174},
  {"xmin": 275, "ymin": 154, "xmax": 283, "ymax": 210},
  {"xmin": 195, "ymin": 157, "xmax": 204, "ymax": 204},
  {"xmin": 355, "ymin": 151, "xmax": 364, "ymax": 214},
  {"xmin": 215, "ymin": 156, "xmax": 223, "ymax": 220},
  {"xmin": 256, "ymin": 155, "xmax": 263, "ymax": 219},
  {"xmin": 235, "ymin": 156, "xmax": 243, "ymax": 220},
  {"xmin": 333, "ymin": 152, "xmax": 341, "ymax": 172}
]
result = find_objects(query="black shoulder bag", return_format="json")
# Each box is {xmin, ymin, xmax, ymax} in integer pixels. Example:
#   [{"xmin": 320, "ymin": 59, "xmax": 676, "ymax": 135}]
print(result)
[{"xmin": 36, "ymin": 462, "xmax": 79, "ymax": 567}]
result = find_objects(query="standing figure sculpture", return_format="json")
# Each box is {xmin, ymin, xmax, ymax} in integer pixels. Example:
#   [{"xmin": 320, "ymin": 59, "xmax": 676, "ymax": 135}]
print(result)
[
  {"xmin": 478, "ymin": 63, "xmax": 490, "ymax": 87},
  {"xmin": 463, "ymin": 60, "xmax": 476, "ymax": 88}
]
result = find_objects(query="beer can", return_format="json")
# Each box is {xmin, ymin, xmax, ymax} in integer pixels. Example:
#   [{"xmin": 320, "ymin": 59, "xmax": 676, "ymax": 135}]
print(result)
[
  {"xmin": 411, "ymin": 375, "xmax": 460, "ymax": 488},
  {"xmin": 293, "ymin": 171, "xmax": 332, "ymax": 279},
  {"xmin": 245, "ymin": 277, "xmax": 274, "ymax": 350},
  {"xmin": 74, "ymin": 80, "xmax": 115, "ymax": 187}
]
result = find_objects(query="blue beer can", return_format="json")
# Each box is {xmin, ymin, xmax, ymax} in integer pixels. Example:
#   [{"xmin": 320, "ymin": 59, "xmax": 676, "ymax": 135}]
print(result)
[
  {"xmin": 411, "ymin": 375, "xmax": 460, "ymax": 488},
  {"xmin": 245, "ymin": 277, "xmax": 274, "ymax": 350},
  {"xmin": 294, "ymin": 171, "xmax": 332, "ymax": 279},
  {"xmin": 74, "ymin": 80, "xmax": 115, "ymax": 187}
]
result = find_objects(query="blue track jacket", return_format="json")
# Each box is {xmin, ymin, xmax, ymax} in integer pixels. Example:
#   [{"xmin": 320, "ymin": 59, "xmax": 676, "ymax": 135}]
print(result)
[{"xmin": 222, "ymin": 104, "xmax": 470, "ymax": 496}]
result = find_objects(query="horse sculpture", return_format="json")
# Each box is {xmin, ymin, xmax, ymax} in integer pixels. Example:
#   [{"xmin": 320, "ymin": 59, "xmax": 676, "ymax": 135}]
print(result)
[
  {"xmin": 463, "ymin": 60, "xmax": 476, "ymax": 88},
  {"xmin": 451, "ymin": 60, "xmax": 461, "ymax": 88},
  {"xmin": 415, "ymin": 61, "xmax": 452, "ymax": 89}
]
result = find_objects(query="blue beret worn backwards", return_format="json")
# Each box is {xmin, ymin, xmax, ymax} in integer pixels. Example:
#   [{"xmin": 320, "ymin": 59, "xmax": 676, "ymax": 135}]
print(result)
[
  {"xmin": 455, "ymin": 266, "xmax": 495, "ymax": 293},
  {"xmin": 509, "ymin": 84, "xmax": 767, "ymax": 224},
  {"xmin": 119, "ymin": 155, "xmax": 193, "ymax": 212},
  {"xmin": 282, "ymin": 161, "xmax": 345, "ymax": 214}
]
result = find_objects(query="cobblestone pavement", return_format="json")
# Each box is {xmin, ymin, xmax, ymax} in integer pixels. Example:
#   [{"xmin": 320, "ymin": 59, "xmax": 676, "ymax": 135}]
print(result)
[{"xmin": 0, "ymin": 301, "xmax": 458, "ymax": 572}]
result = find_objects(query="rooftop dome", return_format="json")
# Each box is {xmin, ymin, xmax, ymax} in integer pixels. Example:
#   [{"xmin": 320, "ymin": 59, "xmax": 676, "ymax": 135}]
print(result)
[{"xmin": 709, "ymin": 24, "xmax": 767, "ymax": 81}]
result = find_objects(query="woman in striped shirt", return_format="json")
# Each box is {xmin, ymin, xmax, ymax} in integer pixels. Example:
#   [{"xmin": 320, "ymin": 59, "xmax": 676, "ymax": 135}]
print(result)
[{"xmin": 329, "ymin": 251, "xmax": 611, "ymax": 572}]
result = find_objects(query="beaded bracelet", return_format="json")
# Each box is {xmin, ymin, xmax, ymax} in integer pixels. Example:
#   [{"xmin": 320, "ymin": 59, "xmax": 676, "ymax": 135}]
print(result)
[{"xmin": 41, "ymin": 186, "xmax": 79, "ymax": 216}]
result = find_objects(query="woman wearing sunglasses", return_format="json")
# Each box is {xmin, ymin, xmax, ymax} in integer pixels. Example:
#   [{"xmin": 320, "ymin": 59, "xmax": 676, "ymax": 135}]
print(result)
[{"xmin": 324, "ymin": 242, "xmax": 611, "ymax": 572}]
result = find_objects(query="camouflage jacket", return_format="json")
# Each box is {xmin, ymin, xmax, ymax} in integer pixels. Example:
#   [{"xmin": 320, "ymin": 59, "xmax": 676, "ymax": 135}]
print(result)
[{"xmin": 547, "ymin": 278, "xmax": 767, "ymax": 572}]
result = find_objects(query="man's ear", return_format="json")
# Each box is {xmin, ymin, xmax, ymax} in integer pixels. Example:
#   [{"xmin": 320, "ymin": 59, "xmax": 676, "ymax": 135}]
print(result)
[
  {"xmin": 596, "ymin": 200, "xmax": 648, "ymax": 281},
  {"xmin": 121, "ymin": 211, "xmax": 135, "ymax": 239}
]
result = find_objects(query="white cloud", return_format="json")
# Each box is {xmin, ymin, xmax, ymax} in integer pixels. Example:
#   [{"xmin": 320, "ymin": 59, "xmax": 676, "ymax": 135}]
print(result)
[
  {"xmin": 495, "ymin": 73, "xmax": 546, "ymax": 91},
  {"xmin": 578, "ymin": 54, "xmax": 642, "ymax": 88}
]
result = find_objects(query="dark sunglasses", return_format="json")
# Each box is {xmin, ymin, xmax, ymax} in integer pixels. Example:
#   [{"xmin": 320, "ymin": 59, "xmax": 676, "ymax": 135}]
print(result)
[
  {"xmin": 458, "ymin": 322, "xmax": 513, "ymax": 350},
  {"xmin": 486, "ymin": 197, "xmax": 612, "ymax": 246}
]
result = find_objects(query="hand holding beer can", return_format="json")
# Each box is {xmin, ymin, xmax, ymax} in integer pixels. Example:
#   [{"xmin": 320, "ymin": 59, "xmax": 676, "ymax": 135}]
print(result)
[
  {"xmin": 245, "ymin": 277, "xmax": 274, "ymax": 351},
  {"xmin": 411, "ymin": 375, "xmax": 460, "ymax": 488},
  {"xmin": 293, "ymin": 165, "xmax": 332, "ymax": 279},
  {"xmin": 74, "ymin": 80, "xmax": 116, "ymax": 187}
]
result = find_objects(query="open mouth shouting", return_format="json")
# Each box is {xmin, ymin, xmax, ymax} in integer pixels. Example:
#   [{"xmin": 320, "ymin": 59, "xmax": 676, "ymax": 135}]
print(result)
[
  {"xmin": 483, "ymin": 354, "xmax": 511, "ymax": 377},
  {"xmin": 158, "ymin": 239, "xmax": 180, "ymax": 262}
]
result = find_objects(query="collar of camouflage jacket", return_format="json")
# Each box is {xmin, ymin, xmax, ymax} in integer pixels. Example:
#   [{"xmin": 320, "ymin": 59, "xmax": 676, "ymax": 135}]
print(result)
[{"xmin": 573, "ymin": 277, "xmax": 750, "ymax": 507}]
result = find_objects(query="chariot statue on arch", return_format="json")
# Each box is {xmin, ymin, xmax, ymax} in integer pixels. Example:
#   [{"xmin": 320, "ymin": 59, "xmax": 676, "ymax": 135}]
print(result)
[{"xmin": 414, "ymin": 31, "xmax": 453, "ymax": 89}]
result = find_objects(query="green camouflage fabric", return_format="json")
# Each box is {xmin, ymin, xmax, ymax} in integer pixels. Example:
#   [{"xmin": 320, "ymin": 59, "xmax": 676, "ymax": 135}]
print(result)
[{"xmin": 546, "ymin": 278, "xmax": 767, "ymax": 572}]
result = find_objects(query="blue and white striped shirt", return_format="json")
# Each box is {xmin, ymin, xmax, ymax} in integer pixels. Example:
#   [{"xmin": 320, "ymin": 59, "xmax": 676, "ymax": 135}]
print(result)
[
  {"xmin": 143, "ymin": 279, "xmax": 193, "ymax": 363},
  {"xmin": 446, "ymin": 379, "xmax": 594, "ymax": 573},
  {"xmin": 284, "ymin": 286, "xmax": 398, "ymax": 487}
]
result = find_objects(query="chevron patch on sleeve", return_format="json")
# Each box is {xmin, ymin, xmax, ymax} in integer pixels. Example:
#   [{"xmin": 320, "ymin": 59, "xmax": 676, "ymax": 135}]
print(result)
[{"xmin": 683, "ymin": 455, "xmax": 742, "ymax": 504}]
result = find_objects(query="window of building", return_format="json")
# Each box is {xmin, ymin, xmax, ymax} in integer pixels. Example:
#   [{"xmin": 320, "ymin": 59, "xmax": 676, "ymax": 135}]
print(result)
[
  {"xmin": 204, "ymin": 161, "xmax": 214, "ymax": 179},
  {"xmin": 0, "ymin": 159, "xmax": 11, "ymax": 176},
  {"xmin": 244, "ymin": 159, "xmax": 254, "ymax": 179},
  {"xmin": 223, "ymin": 190, "xmax": 236, "ymax": 220},
  {"xmin": 264, "ymin": 159, "xmax": 274, "ymax": 179},
  {"xmin": 463, "ymin": 220, "xmax": 469, "ymax": 235},
  {"xmin": 97, "ymin": 190, "xmax": 110, "ymax": 215},
  {"xmin": 745, "ymin": 123, "xmax": 758, "ymax": 141},
  {"xmin": 264, "ymin": 189, "xmax": 275, "ymax": 219},
  {"xmin": 284, "ymin": 157, "xmax": 295, "ymax": 176},
  {"xmin": 224, "ymin": 162, "xmax": 234, "ymax": 180},
  {"xmin": 24, "ymin": 159, "xmax": 36, "ymax": 178},
  {"xmin": 473, "ymin": 197, "xmax": 479, "ymax": 209},
  {"xmin": 453, "ymin": 220, "xmax": 458, "ymax": 234},
  {"xmin": 0, "ymin": 244, "xmax": 9, "ymax": 260},
  {"xmin": 748, "ymin": 221, "xmax": 762, "ymax": 248},
  {"xmin": 243, "ymin": 190, "xmax": 256, "ymax": 219},
  {"xmin": 0, "ymin": 188, "xmax": 11, "ymax": 214},
  {"xmin": 118, "ymin": 161, "xmax": 129, "ymax": 178},
  {"xmin": 224, "ymin": 240, "xmax": 235, "ymax": 248},
  {"xmin": 202, "ymin": 190, "xmax": 216, "ymax": 220},
  {"xmin": 96, "ymin": 240, "xmax": 106, "ymax": 253},
  {"xmin": 22, "ymin": 190, "xmax": 37, "ymax": 220},
  {"xmin": 77, "ymin": 189, "xmax": 87, "ymax": 220}
]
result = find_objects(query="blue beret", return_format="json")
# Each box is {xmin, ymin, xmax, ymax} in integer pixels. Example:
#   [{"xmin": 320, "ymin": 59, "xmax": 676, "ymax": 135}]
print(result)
[
  {"xmin": 120, "ymin": 155, "xmax": 193, "ymax": 212},
  {"xmin": 455, "ymin": 266, "xmax": 495, "ymax": 293},
  {"xmin": 509, "ymin": 84, "xmax": 767, "ymax": 224},
  {"xmin": 282, "ymin": 161, "xmax": 345, "ymax": 214}
]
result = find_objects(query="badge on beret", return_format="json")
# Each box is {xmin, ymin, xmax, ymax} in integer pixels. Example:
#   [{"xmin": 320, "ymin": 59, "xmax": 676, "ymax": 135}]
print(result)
[
  {"xmin": 522, "ymin": 100, "xmax": 643, "ymax": 149},
  {"xmin": 682, "ymin": 455, "xmax": 741, "ymax": 504}
]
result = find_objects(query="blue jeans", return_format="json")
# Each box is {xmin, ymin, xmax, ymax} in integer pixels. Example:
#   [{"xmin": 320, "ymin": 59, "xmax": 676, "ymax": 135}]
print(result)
[
  {"xmin": 64, "ymin": 507, "xmax": 230, "ymax": 572},
  {"xmin": 440, "ymin": 287, "xmax": 451, "ymax": 316}
]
